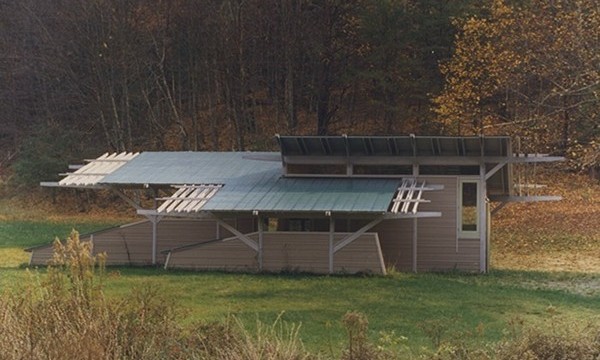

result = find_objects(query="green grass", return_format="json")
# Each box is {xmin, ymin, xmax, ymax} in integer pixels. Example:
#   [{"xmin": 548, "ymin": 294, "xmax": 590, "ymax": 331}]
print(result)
[
  {"xmin": 100, "ymin": 268, "xmax": 599, "ymax": 354},
  {"xmin": 0, "ymin": 220, "xmax": 121, "ymax": 249},
  {"xmin": 0, "ymin": 219, "xmax": 598, "ymax": 356},
  {"xmin": 0, "ymin": 220, "xmax": 120, "ymax": 269}
]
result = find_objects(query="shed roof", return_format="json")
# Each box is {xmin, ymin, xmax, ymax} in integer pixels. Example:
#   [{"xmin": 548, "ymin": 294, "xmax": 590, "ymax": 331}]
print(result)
[{"xmin": 101, "ymin": 152, "xmax": 400, "ymax": 214}]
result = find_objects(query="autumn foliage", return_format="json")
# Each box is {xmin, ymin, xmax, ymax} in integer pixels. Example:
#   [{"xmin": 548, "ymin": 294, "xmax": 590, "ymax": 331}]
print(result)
[{"xmin": 434, "ymin": 0, "xmax": 599, "ymax": 170}]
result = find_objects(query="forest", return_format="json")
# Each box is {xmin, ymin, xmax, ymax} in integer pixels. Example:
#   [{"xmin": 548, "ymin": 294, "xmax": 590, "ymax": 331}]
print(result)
[{"xmin": 0, "ymin": 0, "xmax": 598, "ymax": 185}]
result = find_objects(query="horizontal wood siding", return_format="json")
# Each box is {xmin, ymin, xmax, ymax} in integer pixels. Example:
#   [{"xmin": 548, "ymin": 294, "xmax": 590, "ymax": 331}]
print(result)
[
  {"xmin": 262, "ymin": 232, "xmax": 384, "ymax": 274},
  {"xmin": 372, "ymin": 220, "xmax": 413, "ymax": 271},
  {"xmin": 167, "ymin": 231, "xmax": 385, "ymax": 275},
  {"xmin": 93, "ymin": 222, "xmax": 153, "ymax": 265},
  {"xmin": 415, "ymin": 176, "xmax": 480, "ymax": 272},
  {"xmin": 167, "ymin": 234, "xmax": 259, "ymax": 271},
  {"xmin": 29, "ymin": 218, "xmax": 254, "ymax": 266},
  {"xmin": 334, "ymin": 233, "xmax": 386, "ymax": 274},
  {"xmin": 28, "ymin": 244, "xmax": 55, "ymax": 266}
]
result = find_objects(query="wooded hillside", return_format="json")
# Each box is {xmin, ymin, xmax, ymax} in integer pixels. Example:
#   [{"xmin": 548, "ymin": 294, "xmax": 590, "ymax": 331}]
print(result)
[{"xmin": 0, "ymin": 0, "xmax": 597, "ymax": 185}]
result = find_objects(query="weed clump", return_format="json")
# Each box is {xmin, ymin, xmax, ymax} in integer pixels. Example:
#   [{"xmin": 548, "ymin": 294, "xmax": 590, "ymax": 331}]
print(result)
[
  {"xmin": 0, "ymin": 230, "xmax": 312, "ymax": 360},
  {"xmin": 495, "ymin": 317, "xmax": 600, "ymax": 360}
]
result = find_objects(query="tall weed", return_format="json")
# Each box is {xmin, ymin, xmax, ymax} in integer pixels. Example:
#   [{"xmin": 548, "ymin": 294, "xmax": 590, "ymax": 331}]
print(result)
[{"xmin": 0, "ymin": 230, "xmax": 313, "ymax": 360}]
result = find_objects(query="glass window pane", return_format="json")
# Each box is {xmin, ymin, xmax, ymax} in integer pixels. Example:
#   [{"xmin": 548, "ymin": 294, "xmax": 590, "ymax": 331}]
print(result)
[{"xmin": 461, "ymin": 182, "xmax": 478, "ymax": 232}]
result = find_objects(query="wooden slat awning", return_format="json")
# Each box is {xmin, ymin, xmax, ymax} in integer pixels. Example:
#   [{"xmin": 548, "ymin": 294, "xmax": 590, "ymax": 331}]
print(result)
[
  {"xmin": 389, "ymin": 178, "xmax": 439, "ymax": 214},
  {"xmin": 58, "ymin": 152, "xmax": 139, "ymax": 186},
  {"xmin": 156, "ymin": 184, "xmax": 223, "ymax": 214}
]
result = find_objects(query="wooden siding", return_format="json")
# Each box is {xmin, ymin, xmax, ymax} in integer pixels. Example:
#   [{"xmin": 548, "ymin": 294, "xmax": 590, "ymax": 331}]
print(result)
[
  {"xmin": 29, "ymin": 217, "xmax": 256, "ymax": 266},
  {"xmin": 167, "ymin": 233, "xmax": 259, "ymax": 271},
  {"xmin": 29, "ymin": 244, "xmax": 55, "ymax": 266},
  {"xmin": 167, "ymin": 231, "xmax": 385, "ymax": 275},
  {"xmin": 416, "ymin": 176, "xmax": 480, "ymax": 271},
  {"xmin": 373, "ymin": 176, "xmax": 481, "ymax": 272},
  {"xmin": 372, "ymin": 220, "xmax": 413, "ymax": 271}
]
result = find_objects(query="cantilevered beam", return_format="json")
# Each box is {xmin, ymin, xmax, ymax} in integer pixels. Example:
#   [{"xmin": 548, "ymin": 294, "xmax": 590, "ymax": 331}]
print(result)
[{"xmin": 488, "ymin": 195, "xmax": 562, "ymax": 202}]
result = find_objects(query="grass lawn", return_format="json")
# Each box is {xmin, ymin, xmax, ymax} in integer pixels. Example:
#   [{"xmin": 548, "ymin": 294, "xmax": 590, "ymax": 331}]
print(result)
[
  {"xmin": 0, "ymin": 220, "xmax": 121, "ymax": 267},
  {"xmin": 104, "ymin": 268, "xmax": 599, "ymax": 355},
  {"xmin": 0, "ymin": 218, "xmax": 598, "ymax": 356}
]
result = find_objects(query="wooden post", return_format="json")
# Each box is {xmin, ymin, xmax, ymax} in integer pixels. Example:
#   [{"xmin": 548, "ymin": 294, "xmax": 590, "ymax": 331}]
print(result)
[
  {"xmin": 412, "ymin": 218, "xmax": 418, "ymax": 273},
  {"xmin": 329, "ymin": 217, "xmax": 334, "ymax": 274},
  {"xmin": 479, "ymin": 163, "xmax": 487, "ymax": 272},
  {"xmin": 258, "ymin": 216, "xmax": 264, "ymax": 272},
  {"xmin": 151, "ymin": 216, "xmax": 157, "ymax": 265},
  {"xmin": 412, "ymin": 161, "xmax": 419, "ymax": 273}
]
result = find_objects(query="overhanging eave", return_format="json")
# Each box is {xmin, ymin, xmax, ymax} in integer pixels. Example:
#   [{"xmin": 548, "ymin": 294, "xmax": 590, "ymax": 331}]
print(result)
[{"xmin": 40, "ymin": 181, "xmax": 109, "ymax": 190}]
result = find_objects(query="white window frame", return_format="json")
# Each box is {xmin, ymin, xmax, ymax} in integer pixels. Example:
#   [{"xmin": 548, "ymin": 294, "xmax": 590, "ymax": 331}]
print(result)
[{"xmin": 458, "ymin": 178, "xmax": 480, "ymax": 239}]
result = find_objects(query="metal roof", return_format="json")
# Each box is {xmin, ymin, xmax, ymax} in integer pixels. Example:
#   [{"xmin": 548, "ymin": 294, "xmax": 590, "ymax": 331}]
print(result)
[
  {"xmin": 205, "ymin": 177, "xmax": 400, "ymax": 213},
  {"xmin": 100, "ymin": 152, "xmax": 402, "ymax": 214},
  {"xmin": 101, "ymin": 152, "xmax": 280, "ymax": 185},
  {"xmin": 153, "ymin": 176, "xmax": 439, "ymax": 216}
]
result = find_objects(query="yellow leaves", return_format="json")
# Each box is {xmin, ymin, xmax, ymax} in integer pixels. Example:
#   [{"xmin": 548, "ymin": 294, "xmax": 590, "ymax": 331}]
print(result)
[{"xmin": 433, "ymin": 0, "xmax": 600, "ymax": 146}]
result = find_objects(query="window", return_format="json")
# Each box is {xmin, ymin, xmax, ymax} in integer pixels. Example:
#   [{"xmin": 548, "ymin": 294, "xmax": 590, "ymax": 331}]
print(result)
[
  {"xmin": 353, "ymin": 165, "xmax": 412, "ymax": 175},
  {"xmin": 288, "ymin": 219, "xmax": 312, "ymax": 232},
  {"xmin": 287, "ymin": 164, "xmax": 346, "ymax": 175},
  {"xmin": 459, "ymin": 180, "xmax": 479, "ymax": 238},
  {"xmin": 420, "ymin": 166, "xmax": 479, "ymax": 175}
]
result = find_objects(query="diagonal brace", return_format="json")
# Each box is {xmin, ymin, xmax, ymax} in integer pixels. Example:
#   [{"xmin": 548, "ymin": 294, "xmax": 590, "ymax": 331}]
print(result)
[
  {"xmin": 207, "ymin": 213, "xmax": 258, "ymax": 252},
  {"xmin": 333, "ymin": 217, "xmax": 384, "ymax": 253}
]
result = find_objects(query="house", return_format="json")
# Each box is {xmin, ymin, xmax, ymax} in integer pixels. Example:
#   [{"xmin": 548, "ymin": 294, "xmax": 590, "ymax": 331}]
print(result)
[{"xmin": 30, "ymin": 135, "xmax": 562, "ymax": 274}]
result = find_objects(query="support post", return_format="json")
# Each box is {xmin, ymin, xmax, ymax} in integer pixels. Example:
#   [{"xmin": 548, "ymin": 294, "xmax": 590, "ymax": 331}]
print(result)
[
  {"xmin": 412, "ymin": 218, "xmax": 418, "ymax": 273},
  {"xmin": 151, "ymin": 216, "xmax": 158, "ymax": 265},
  {"xmin": 479, "ymin": 163, "xmax": 488, "ymax": 272},
  {"xmin": 412, "ymin": 157, "xmax": 419, "ymax": 273},
  {"xmin": 329, "ymin": 217, "xmax": 334, "ymax": 274},
  {"xmin": 258, "ymin": 216, "xmax": 264, "ymax": 272}
]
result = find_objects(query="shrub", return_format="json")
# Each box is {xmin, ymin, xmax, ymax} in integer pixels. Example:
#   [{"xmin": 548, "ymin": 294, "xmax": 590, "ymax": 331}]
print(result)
[
  {"xmin": 200, "ymin": 314, "xmax": 315, "ymax": 360},
  {"xmin": 495, "ymin": 317, "xmax": 600, "ymax": 360},
  {"xmin": 0, "ymin": 230, "xmax": 314, "ymax": 360},
  {"xmin": 341, "ymin": 311, "xmax": 396, "ymax": 360}
]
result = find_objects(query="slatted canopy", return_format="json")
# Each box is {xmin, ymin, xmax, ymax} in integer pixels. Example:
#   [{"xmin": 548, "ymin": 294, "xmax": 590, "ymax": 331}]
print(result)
[
  {"xmin": 57, "ymin": 152, "xmax": 139, "ymax": 187},
  {"xmin": 157, "ymin": 184, "xmax": 223, "ymax": 213},
  {"xmin": 389, "ymin": 179, "xmax": 438, "ymax": 214}
]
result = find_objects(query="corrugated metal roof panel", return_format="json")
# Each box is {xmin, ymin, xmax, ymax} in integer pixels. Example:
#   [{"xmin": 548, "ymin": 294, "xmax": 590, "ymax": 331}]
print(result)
[
  {"xmin": 215, "ymin": 177, "xmax": 400, "ymax": 213},
  {"xmin": 100, "ymin": 151, "xmax": 399, "ymax": 213},
  {"xmin": 101, "ymin": 152, "xmax": 281, "ymax": 185}
]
